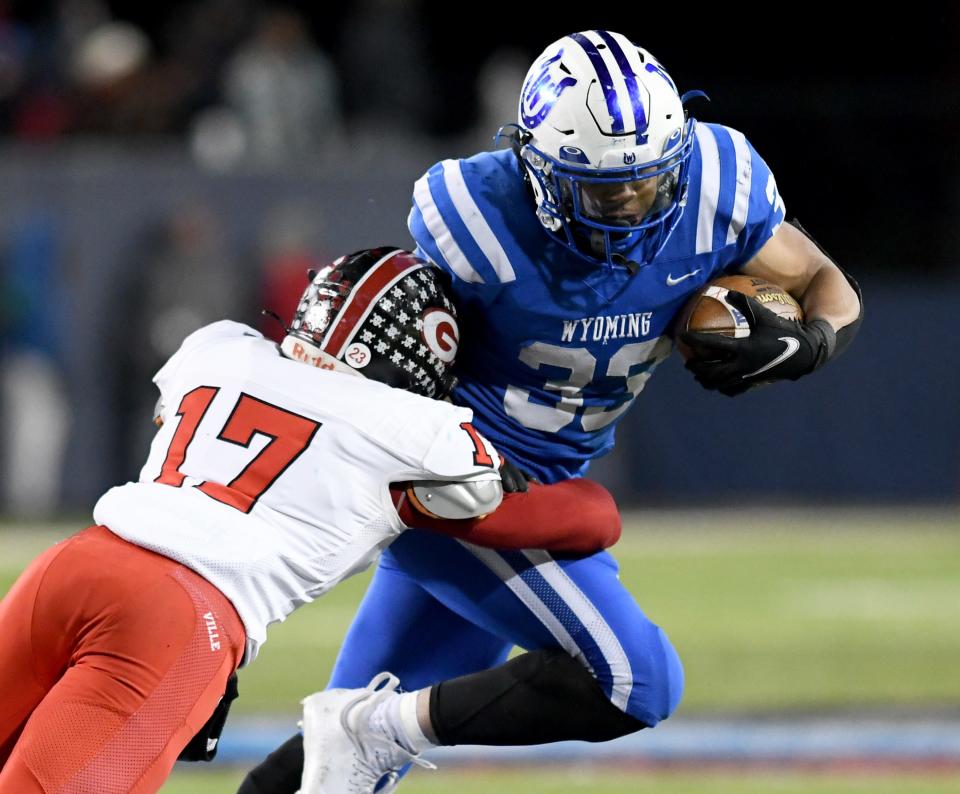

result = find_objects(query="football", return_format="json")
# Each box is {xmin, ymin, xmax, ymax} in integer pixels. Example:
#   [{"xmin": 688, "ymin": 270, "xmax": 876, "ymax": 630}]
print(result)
[{"xmin": 674, "ymin": 275, "xmax": 803, "ymax": 360}]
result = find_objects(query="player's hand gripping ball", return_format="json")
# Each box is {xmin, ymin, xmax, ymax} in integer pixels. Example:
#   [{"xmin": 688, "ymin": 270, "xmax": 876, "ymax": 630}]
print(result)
[
  {"xmin": 675, "ymin": 275, "xmax": 830, "ymax": 397},
  {"xmin": 675, "ymin": 275, "xmax": 803, "ymax": 355}
]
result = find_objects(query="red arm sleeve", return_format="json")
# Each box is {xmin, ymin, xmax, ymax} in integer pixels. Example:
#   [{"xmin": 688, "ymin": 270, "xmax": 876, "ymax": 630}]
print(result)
[{"xmin": 392, "ymin": 478, "xmax": 621, "ymax": 553}]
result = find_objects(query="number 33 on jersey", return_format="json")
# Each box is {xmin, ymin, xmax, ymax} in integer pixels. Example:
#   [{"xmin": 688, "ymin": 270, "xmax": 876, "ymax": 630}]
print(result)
[{"xmin": 93, "ymin": 321, "xmax": 500, "ymax": 663}]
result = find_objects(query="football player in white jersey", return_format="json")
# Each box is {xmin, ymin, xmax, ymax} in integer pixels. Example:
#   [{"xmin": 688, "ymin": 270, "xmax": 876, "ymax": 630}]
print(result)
[{"xmin": 0, "ymin": 248, "xmax": 621, "ymax": 794}]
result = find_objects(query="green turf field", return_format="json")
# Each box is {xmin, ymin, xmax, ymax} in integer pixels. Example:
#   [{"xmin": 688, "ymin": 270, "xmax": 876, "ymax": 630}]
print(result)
[
  {"xmin": 157, "ymin": 766, "xmax": 960, "ymax": 794},
  {"xmin": 3, "ymin": 510, "xmax": 958, "ymax": 793},
  {"xmin": 246, "ymin": 508, "xmax": 960, "ymax": 714},
  {"xmin": 2, "ymin": 509, "xmax": 958, "ymax": 715}
]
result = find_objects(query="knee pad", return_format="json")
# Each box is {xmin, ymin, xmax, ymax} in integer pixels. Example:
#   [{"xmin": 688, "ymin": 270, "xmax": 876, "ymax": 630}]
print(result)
[{"xmin": 430, "ymin": 648, "xmax": 646, "ymax": 746}]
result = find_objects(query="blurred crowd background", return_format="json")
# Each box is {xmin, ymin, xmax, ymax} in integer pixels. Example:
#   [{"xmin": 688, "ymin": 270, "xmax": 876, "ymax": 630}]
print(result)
[{"xmin": 0, "ymin": 1, "xmax": 957, "ymax": 516}]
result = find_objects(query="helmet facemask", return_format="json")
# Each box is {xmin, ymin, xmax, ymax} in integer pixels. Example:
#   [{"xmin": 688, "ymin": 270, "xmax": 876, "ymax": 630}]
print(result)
[{"xmin": 514, "ymin": 30, "xmax": 698, "ymax": 271}]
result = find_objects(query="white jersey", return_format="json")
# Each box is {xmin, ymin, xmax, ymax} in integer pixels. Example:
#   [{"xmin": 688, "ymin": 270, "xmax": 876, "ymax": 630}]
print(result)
[{"xmin": 94, "ymin": 321, "xmax": 500, "ymax": 662}]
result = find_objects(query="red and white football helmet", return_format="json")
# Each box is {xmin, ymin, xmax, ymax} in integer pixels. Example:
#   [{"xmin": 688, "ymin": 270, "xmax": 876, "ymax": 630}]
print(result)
[{"xmin": 281, "ymin": 247, "xmax": 460, "ymax": 399}]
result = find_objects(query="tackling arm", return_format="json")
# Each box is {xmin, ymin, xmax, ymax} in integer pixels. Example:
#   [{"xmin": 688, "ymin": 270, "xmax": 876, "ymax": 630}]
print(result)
[{"xmin": 391, "ymin": 478, "xmax": 621, "ymax": 554}]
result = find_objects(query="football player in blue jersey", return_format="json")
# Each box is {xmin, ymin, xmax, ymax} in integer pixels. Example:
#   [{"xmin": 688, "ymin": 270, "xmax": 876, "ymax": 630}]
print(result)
[{"xmin": 239, "ymin": 30, "xmax": 862, "ymax": 793}]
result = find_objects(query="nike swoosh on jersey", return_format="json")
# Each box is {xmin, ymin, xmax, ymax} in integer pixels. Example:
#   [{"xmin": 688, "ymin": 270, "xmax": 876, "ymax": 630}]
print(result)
[
  {"xmin": 666, "ymin": 269, "xmax": 702, "ymax": 286},
  {"xmin": 743, "ymin": 337, "xmax": 801, "ymax": 378}
]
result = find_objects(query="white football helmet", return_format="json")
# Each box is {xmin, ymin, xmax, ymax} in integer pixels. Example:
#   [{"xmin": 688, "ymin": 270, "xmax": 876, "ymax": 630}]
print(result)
[{"xmin": 513, "ymin": 30, "xmax": 698, "ymax": 271}]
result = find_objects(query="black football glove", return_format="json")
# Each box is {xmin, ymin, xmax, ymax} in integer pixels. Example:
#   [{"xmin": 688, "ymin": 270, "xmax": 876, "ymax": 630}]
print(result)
[
  {"xmin": 499, "ymin": 458, "xmax": 535, "ymax": 493},
  {"xmin": 179, "ymin": 672, "xmax": 239, "ymax": 762},
  {"xmin": 680, "ymin": 290, "xmax": 836, "ymax": 397}
]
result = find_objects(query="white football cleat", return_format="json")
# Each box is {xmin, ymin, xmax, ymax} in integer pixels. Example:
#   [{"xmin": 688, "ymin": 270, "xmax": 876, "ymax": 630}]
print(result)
[{"xmin": 300, "ymin": 672, "xmax": 436, "ymax": 794}]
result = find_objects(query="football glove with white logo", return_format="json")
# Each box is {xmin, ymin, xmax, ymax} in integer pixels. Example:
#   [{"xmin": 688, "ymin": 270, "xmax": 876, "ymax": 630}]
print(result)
[{"xmin": 680, "ymin": 290, "xmax": 835, "ymax": 397}]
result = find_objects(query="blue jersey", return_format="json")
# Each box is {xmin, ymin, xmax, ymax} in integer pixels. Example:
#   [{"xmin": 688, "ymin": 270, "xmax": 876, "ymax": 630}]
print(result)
[{"xmin": 408, "ymin": 122, "xmax": 785, "ymax": 483}]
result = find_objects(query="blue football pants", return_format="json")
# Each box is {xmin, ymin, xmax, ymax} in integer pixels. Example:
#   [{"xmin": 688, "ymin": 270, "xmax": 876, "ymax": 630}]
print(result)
[{"xmin": 328, "ymin": 530, "xmax": 683, "ymax": 728}]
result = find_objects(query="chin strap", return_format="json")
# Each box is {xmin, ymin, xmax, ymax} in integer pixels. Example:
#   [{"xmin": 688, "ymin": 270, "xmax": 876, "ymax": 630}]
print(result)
[
  {"xmin": 261, "ymin": 308, "xmax": 290, "ymax": 336},
  {"xmin": 610, "ymin": 253, "xmax": 641, "ymax": 275},
  {"xmin": 680, "ymin": 90, "xmax": 710, "ymax": 108},
  {"xmin": 494, "ymin": 122, "xmax": 531, "ymax": 156}
]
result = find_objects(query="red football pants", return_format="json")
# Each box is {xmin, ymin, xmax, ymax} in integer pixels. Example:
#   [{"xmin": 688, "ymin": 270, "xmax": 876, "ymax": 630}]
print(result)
[{"xmin": 0, "ymin": 525, "xmax": 245, "ymax": 793}]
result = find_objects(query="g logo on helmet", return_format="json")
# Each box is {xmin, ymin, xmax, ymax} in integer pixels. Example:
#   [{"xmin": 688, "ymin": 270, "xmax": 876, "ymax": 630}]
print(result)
[{"xmin": 421, "ymin": 309, "xmax": 459, "ymax": 363}]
